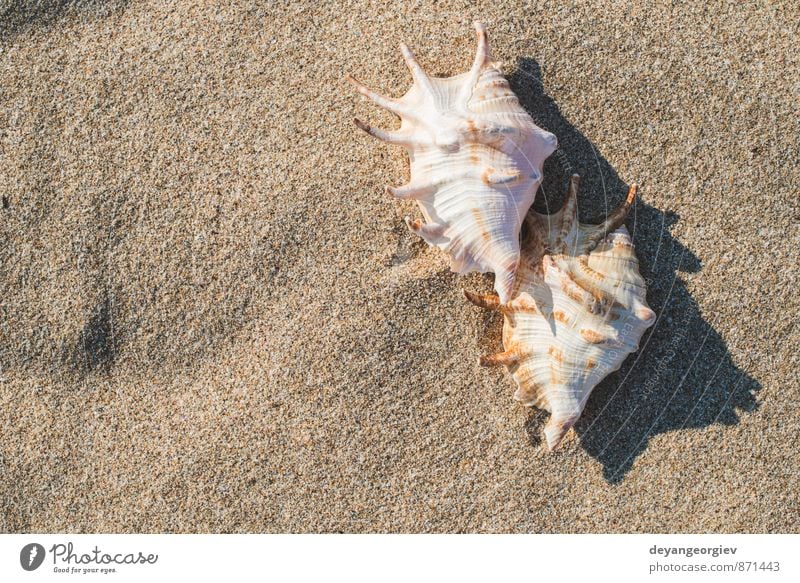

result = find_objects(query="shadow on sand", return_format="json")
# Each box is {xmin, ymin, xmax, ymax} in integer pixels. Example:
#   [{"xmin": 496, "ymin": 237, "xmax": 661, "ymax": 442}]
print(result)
[
  {"xmin": 509, "ymin": 58, "xmax": 760, "ymax": 483},
  {"xmin": 0, "ymin": 0, "xmax": 127, "ymax": 39}
]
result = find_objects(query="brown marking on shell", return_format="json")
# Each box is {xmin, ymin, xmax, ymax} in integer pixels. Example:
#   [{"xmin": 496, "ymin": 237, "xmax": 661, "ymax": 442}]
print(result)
[
  {"xmin": 553, "ymin": 310, "xmax": 570, "ymax": 325},
  {"xmin": 465, "ymin": 290, "xmax": 540, "ymax": 317},
  {"xmin": 506, "ymin": 295, "xmax": 540, "ymax": 314},
  {"xmin": 471, "ymin": 208, "xmax": 491, "ymax": 242},
  {"xmin": 468, "ymin": 143, "xmax": 480, "ymax": 165},
  {"xmin": 553, "ymin": 259, "xmax": 620, "ymax": 315},
  {"xmin": 576, "ymin": 255, "xmax": 606, "ymax": 283},
  {"xmin": 559, "ymin": 271, "xmax": 591, "ymax": 305},
  {"xmin": 464, "ymin": 290, "xmax": 500, "ymax": 311},
  {"xmin": 561, "ymin": 259, "xmax": 620, "ymax": 311},
  {"xmin": 548, "ymin": 345, "xmax": 565, "ymax": 363},
  {"xmin": 580, "ymin": 329, "xmax": 611, "ymax": 344},
  {"xmin": 479, "ymin": 346, "xmax": 523, "ymax": 367},
  {"xmin": 586, "ymin": 358, "xmax": 597, "ymax": 370}
]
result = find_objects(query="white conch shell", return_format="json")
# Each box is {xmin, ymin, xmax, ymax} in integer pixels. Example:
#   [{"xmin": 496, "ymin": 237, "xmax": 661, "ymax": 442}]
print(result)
[
  {"xmin": 348, "ymin": 22, "xmax": 557, "ymax": 302},
  {"xmin": 466, "ymin": 175, "xmax": 656, "ymax": 450}
]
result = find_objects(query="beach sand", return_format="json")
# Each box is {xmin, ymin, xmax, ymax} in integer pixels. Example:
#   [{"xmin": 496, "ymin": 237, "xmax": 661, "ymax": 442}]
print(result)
[{"xmin": 1, "ymin": 0, "xmax": 798, "ymax": 532}]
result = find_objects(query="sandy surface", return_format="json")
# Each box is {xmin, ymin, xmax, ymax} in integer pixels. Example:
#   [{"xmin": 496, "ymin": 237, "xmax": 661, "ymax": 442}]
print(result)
[{"xmin": 1, "ymin": 1, "xmax": 798, "ymax": 532}]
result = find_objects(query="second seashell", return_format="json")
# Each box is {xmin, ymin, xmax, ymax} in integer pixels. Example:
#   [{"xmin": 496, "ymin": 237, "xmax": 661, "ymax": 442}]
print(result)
[
  {"xmin": 466, "ymin": 175, "xmax": 656, "ymax": 450},
  {"xmin": 348, "ymin": 22, "xmax": 557, "ymax": 302}
]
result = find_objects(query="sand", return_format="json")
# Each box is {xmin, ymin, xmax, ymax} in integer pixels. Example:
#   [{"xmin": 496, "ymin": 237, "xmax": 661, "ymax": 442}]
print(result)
[{"xmin": 1, "ymin": 0, "xmax": 798, "ymax": 533}]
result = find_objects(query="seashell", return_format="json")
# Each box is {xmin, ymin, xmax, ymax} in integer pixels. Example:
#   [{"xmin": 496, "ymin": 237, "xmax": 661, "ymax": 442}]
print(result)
[
  {"xmin": 348, "ymin": 22, "xmax": 557, "ymax": 302},
  {"xmin": 466, "ymin": 175, "xmax": 656, "ymax": 450}
]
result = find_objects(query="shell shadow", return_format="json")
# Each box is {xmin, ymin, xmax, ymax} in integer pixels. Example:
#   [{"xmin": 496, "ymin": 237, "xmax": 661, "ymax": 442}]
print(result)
[{"xmin": 509, "ymin": 58, "xmax": 760, "ymax": 483}]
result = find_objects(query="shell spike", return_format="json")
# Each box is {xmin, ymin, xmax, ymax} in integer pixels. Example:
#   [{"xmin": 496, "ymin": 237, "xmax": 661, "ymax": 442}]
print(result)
[
  {"xmin": 353, "ymin": 118, "xmax": 416, "ymax": 146},
  {"xmin": 555, "ymin": 174, "xmax": 581, "ymax": 252},
  {"xmin": 346, "ymin": 74, "xmax": 410, "ymax": 118},
  {"xmin": 399, "ymin": 43, "xmax": 434, "ymax": 93},
  {"xmin": 386, "ymin": 177, "xmax": 439, "ymax": 200},
  {"xmin": 544, "ymin": 413, "xmax": 580, "ymax": 451},
  {"xmin": 404, "ymin": 216, "xmax": 445, "ymax": 243},
  {"xmin": 458, "ymin": 21, "xmax": 492, "ymax": 106},
  {"xmin": 464, "ymin": 290, "xmax": 501, "ymax": 311},
  {"xmin": 471, "ymin": 21, "xmax": 492, "ymax": 69},
  {"xmin": 584, "ymin": 184, "xmax": 638, "ymax": 251},
  {"xmin": 479, "ymin": 350, "xmax": 520, "ymax": 367}
]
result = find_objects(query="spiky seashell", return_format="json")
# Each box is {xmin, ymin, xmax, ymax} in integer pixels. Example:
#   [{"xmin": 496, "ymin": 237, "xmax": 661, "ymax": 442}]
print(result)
[
  {"xmin": 348, "ymin": 22, "xmax": 557, "ymax": 302},
  {"xmin": 466, "ymin": 175, "xmax": 656, "ymax": 450}
]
